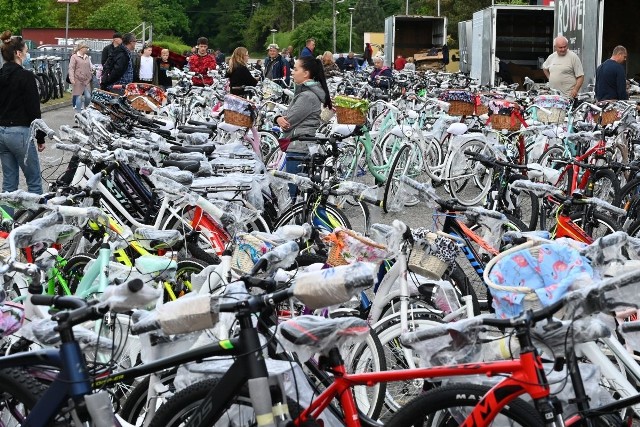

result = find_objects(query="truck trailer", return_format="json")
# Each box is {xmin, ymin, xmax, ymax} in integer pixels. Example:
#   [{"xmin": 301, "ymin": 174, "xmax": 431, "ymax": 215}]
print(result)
[
  {"xmin": 554, "ymin": 0, "xmax": 640, "ymax": 90},
  {"xmin": 470, "ymin": 5, "xmax": 554, "ymax": 87},
  {"xmin": 383, "ymin": 15, "xmax": 447, "ymax": 69}
]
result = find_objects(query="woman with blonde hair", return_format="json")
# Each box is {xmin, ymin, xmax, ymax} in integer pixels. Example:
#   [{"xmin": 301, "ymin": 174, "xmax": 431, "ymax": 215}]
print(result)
[
  {"xmin": 321, "ymin": 51, "xmax": 340, "ymax": 77},
  {"xmin": 226, "ymin": 46, "xmax": 257, "ymax": 97},
  {"xmin": 69, "ymin": 41, "xmax": 93, "ymax": 113}
]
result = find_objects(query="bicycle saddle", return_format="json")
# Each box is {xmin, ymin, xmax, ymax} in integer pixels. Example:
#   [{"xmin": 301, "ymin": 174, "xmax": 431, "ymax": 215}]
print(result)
[
  {"xmin": 331, "ymin": 124, "xmax": 357, "ymax": 137},
  {"xmin": 133, "ymin": 228, "xmax": 182, "ymax": 250},
  {"xmin": 170, "ymin": 144, "xmax": 216, "ymax": 155},
  {"xmin": 446, "ymin": 122, "xmax": 468, "ymax": 136},
  {"xmin": 217, "ymin": 121, "xmax": 246, "ymax": 133},
  {"xmin": 177, "ymin": 125, "xmax": 214, "ymax": 135},
  {"xmin": 161, "ymin": 159, "xmax": 200, "ymax": 173},
  {"xmin": 279, "ymin": 315, "xmax": 369, "ymax": 348}
]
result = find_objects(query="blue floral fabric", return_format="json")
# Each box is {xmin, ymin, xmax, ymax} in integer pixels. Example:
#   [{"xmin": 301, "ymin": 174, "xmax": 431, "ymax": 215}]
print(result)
[{"xmin": 489, "ymin": 243, "xmax": 593, "ymax": 318}]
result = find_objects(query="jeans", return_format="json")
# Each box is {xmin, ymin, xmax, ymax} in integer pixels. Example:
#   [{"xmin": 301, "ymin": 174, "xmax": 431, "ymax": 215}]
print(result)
[
  {"xmin": 72, "ymin": 86, "xmax": 92, "ymax": 113},
  {"xmin": 285, "ymin": 152, "xmax": 306, "ymax": 200},
  {"xmin": 0, "ymin": 126, "xmax": 43, "ymax": 215}
]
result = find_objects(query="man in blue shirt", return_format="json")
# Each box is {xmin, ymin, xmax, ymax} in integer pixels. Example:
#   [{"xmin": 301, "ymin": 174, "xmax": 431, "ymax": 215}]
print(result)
[
  {"xmin": 595, "ymin": 45, "xmax": 628, "ymax": 101},
  {"xmin": 300, "ymin": 38, "xmax": 315, "ymax": 58}
]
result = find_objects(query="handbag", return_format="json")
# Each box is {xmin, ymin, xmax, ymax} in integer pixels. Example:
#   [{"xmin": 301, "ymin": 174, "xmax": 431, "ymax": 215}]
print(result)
[{"xmin": 65, "ymin": 73, "xmax": 71, "ymax": 84}]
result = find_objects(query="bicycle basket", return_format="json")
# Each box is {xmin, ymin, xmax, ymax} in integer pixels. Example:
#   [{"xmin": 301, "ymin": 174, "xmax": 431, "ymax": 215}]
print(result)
[
  {"xmin": 231, "ymin": 232, "xmax": 278, "ymax": 274},
  {"xmin": 438, "ymin": 90, "xmax": 475, "ymax": 116},
  {"xmin": 484, "ymin": 240, "xmax": 593, "ymax": 318},
  {"xmin": 408, "ymin": 229, "xmax": 459, "ymax": 280},
  {"xmin": 333, "ymin": 95, "xmax": 368, "ymax": 125},
  {"xmin": 324, "ymin": 228, "xmax": 389, "ymax": 267},
  {"xmin": 591, "ymin": 101, "xmax": 621, "ymax": 126},
  {"xmin": 533, "ymin": 95, "xmax": 571, "ymax": 124},
  {"xmin": 223, "ymin": 94, "xmax": 256, "ymax": 128}
]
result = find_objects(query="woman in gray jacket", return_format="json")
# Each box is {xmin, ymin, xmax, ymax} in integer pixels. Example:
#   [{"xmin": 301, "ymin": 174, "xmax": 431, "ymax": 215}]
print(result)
[{"xmin": 275, "ymin": 56, "xmax": 332, "ymax": 198}]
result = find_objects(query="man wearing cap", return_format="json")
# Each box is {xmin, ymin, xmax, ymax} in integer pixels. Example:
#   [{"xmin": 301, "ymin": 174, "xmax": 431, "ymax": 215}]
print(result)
[
  {"xmin": 101, "ymin": 32, "xmax": 136, "ymax": 93},
  {"xmin": 101, "ymin": 32, "xmax": 122, "ymax": 66},
  {"xmin": 263, "ymin": 43, "xmax": 290, "ymax": 87}
]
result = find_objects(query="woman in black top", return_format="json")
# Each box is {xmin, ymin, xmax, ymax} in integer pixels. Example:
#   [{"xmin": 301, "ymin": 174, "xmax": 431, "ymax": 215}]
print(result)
[
  {"xmin": 226, "ymin": 46, "xmax": 257, "ymax": 98},
  {"xmin": 156, "ymin": 48, "xmax": 174, "ymax": 90},
  {"xmin": 0, "ymin": 30, "xmax": 45, "ymax": 206}
]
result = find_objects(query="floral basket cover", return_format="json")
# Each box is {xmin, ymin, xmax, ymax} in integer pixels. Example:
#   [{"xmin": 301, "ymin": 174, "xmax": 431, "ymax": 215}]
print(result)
[
  {"xmin": 533, "ymin": 95, "xmax": 572, "ymax": 110},
  {"xmin": 91, "ymin": 88, "xmax": 119, "ymax": 105},
  {"xmin": 438, "ymin": 90, "xmax": 474, "ymax": 104},
  {"xmin": 324, "ymin": 228, "xmax": 391, "ymax": 265},
  {"xmin": 487, "ymin": 99, "xmax": 521, "ymax": 116},
  {"xmin": 224, "ymin": 94, "xmax": 257, "ymax": 118},
  {"xmin": 261, "ymin": 79, "xmax": 284, "ymax": 99},
  {"xmin": 488, "ymin": 243, "xmax": 593, "ymax": 318},
  {"xmin": 124, "ymin": 83, "xmax": 167, "ymax": 106},
  {"xmin": 0, "ymin": 302, "xmax": 25, "ymax": 338}
]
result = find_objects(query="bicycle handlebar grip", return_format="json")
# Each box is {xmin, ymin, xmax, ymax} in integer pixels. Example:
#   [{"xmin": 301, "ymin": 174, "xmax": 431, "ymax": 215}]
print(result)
[
  {"xmin": 400, "ymin": 323, "xmax": 450, "ymax": 346},
  {"xmin": 127, "ymin": 278, "xmax": 144, "ymax": 293},
  {"xmin": 293, "ymin": 262, "xmax": 374, "ymax": 309},
  {"xmin": 619, "ymin": 320, "xmax": 640, "ymax": 333},
  {"xmin": 55, "ymin": 143, "xmax": 83, "ymax": 153},
  {"xmin": 31, "ymin": 294, "xmax": 87, "ymax": 310}
]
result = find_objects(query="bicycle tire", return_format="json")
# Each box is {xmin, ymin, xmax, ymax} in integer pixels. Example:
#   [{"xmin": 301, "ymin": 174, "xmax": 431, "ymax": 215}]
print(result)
[
  {"xmin": 147, "ymin": 377, "xmax": 320, "ymax": 427},
  {"xmin": 506, "ymin": 173, "xmax": 540, "ymax": 231},
  {"xmin": 383, "ymin": 144, "xmax": 412, "ymax": 213},
  {"xmin": 536, "ymin": 145, "xmax": 568, "ymax": 187},
  {"xmin": 60, "ymin": 253, "xmax": 98, "ymax": 295},
  {"xmin": 32, "ymin": 73, "xmax": 46, "ymax": 104},
  {"xmin": 119, "ymin": 369, "xmax": 177, "ymax": 425},
  {"xmin": 273, "ymin": 201, "xmax": 351, "ymax": 232},
  {"xmin": 0, "ymin": 368, "xmax": 47, "ymax": 424},
  {"xmin": 444, "ymin": 262, "xmax": 481, "ymax": 316},
  {"xmin": 173, "ymin": 258, "xmax": 208, "ymax": 299},
  {"xmin": 384, "ymin": 383, "xmax": 545, "ymax": 427},
  {"xmin": 568, "ymin": 211, "xmax": 620, "ymax": 240},
  {"xmin": 591, "ymin": 169, "xmax": 620, "ymax": 207},
  {"xmin": 37, "ymin": 72, "xmax": 51, "ymax": 103},
  {"xmin": 446, "ymin": 139, "xmax": 494, "ymax": 206}
]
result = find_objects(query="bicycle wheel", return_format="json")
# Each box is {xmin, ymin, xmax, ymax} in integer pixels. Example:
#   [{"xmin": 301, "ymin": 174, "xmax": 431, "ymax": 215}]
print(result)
[
  {"xmin": 446, "ymin": 139, "xmax": 494, "ymax": 206},
  {"xmin": 0, "ymin": 368, "xmax": 46, "ymax": 426},
  {"xmin": 374, "ymin": 318, "xmax": 444, "ymax": 420},
  {"xmin": 259, "ymin": 131, "xmax": 279, "ymax": 160},
  {"xmin": 172, "ymin": 258, "xmax": 208, "ymax": 299},
  {"xmin": 383, "ymin": 144, "xmax": 412, "ymax": 213},
  {"xmin": 536, "ymin": 145, "xmax": 568, "ymax": 187},
  {"xmin": 37, "ymin": 73, "xmax": 51, "ymax": 103},
  {"xmin": 60, "ymin": 253, "xmax": 97, "ymax": 295},
  {"xmin": 591, "ymin": 169, "xmax": 620, "ymax": 207},
  {"xmin": 119, "ymin": 369, "xmax": 178, "ymax": 425},
  {"xmin": 384, "ymin": 383, "xmax": 544, "ymax": 427},
  {"xmin": 505, "ymin": 174, "xmax": 540, "ymax": 231},
  {"xmin": 273, "ymin": 201, "xmax": 351, "ymax": 233},
  {"xmin": 147, "ymin": 378, "xmax": 320, "ymax": 427},
  {"xmin": 568, "ymin": 211, "xmax": 620, "ymax": 240}
]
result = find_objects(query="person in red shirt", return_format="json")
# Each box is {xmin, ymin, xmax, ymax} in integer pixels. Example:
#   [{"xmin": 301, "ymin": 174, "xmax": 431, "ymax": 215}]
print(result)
[
  {"xmin": 394, "ymin": 55, "xmax": 406, "ymax": 71},
  {"xmin": 187, "ymin": 37, "xmax": 217, "ymax": 86}
]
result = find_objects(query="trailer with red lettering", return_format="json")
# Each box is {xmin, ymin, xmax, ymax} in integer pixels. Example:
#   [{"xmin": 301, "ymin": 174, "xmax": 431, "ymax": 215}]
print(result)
[{"xmin": 554, "ymin": 0, "xmax": 640, "ymax": 89}]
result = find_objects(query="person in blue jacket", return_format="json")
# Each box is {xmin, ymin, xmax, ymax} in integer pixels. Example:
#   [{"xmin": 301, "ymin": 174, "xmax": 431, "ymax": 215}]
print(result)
[
  {"xmin": 264, "ymin": 43, "xmax": 290, "ymax": 87},
  {"xmin": 595, "ymin": 45, "xmax": 629, "ymax": 101}
]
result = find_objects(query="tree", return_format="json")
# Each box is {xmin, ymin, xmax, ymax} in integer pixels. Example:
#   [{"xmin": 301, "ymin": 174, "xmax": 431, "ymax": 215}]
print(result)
[
  {"xmin": 0, "ymin": 0, "xmax": 56, "ymax": 34},
  {"xmin": 351, "ymin": 0, "xmax": 386, "ymax": 54},
  {"xmin": 140, "ymin": 0, "xmax": 196, "ymax": 37},
  {"xmin": 86, "ymin": 0, "xmax": 143, "ymax": 33}
]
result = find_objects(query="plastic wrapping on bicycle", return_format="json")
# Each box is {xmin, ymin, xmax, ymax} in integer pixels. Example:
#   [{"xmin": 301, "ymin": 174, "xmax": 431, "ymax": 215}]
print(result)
[
  {"xmin": 551, "ymin": 158, "xmax": 612, "ymax": 171},
  {"xmin": 187, "ymin": 119, "xmax": 218, "ymax": 129},
  {"xmin": 333, "ymin": 181, "xmax": 382, "ymax": 206},
  {"xmin": 170, "ymin": 144, "xmax": 216, "ymax": 155},
  {"xmin": 161, "ymin": 159, "xmax": 201, "ymax": 173},
  {"xmin": 0, "ymin": 190, "xmax": 45, "ymax": 210},
  {"xmin": 462, "ymin": 150, "xmax": 527, "ymax": 170},
  {"xmin": 565, "ymin": 130, "xmax": 602, "ymax": 142}
]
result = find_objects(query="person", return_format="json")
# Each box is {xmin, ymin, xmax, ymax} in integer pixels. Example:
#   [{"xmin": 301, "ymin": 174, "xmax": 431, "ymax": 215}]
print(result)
[
  {"xmin": 133, "ymin": 43, "xmax": 158, "ymax": 85},
  {"xmin": 187, "ymin": 37, "xmax": 217, "ymax": 86},
  {"xmin": 322, "ymin": 51, "xmax": 340, "ymax": 77},
  {"xmin": 226, "ymin": 46, "xmax": 257, "ymax": 97},
  {"xmin": 254, "ymin": 59, "xmax": 263, "ymax": 72},
  {"xmin": 215, "ymin": 49, "xmax": 225, "ymax": 66},
  {"xmin": 404, "ymin": 57, "xmax": 416, "ymax": 72},
  {"xmin": 101, "ymin": 32, "xmax": 122, "ymax": 66},
  {"xmin": 343, "ymin": 52, "xmax": 357, "ymax": 72},
  {"xmin": 69, "ymin": 41, "xmax": 93, "ymax": 113},
  {"xmin": 300, "ymin": 38, "xmax": 315, "ymax": 58},
  {"xmin": 157, "ymin": 48, "xmax": 174, "ymax": 90},
  {"xmin": 542, "ymin": 35, "xmax": 584, "ymax": 98},
  {"xmin": 0, "ymin": 31, "xmax": 46, "ymax": 202},
  {"xmin": 274, "ymin": 56, "xmax": 332, "ymax": 198},
  {"xmin": 394, "ymin": 55, "xmax": 406, "ymax": 71},
  {"xmin": 363, "ymin": 43, "xmax": 373, "ymax": 66},
  {"xmin": 101, "ymin": 32, "xmax": 136, "ymax": 93},
  {"xmin": 263, "ymin": 43, "xmax": 290, "ymax": 86},
  {"xmin": 368, "ymin": 57, "xmax": 392, "ymax": 89},
  {"xmin": 595, "ymin": 45, "xmax": 629, "ymax": 101},
  {"xmin": 335, "ymin": 53, "xmax": 346, "ymax": 71},
  {"xmin": 286, "ymin": 45, "xmax": 295, "ymax": 68},
  {"xmin": 442, "ymin": 44, "xmax": 450, "ymax": 67}
]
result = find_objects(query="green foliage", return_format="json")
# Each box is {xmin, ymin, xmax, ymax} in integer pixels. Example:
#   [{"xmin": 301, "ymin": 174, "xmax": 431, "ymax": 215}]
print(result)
[
  {"xmin": 289, "ymin": 16, "xmax": 349, "ymax": 55},
  {"xmin": 140, "ymin": 0, "xmax": 194, "ymax": 36},
  {"xmin": 0, "ymin": 0, "xmax": 56, "ymax": 33},
  {"xmin": 152, "ymin": 36, "xmax": 192, "ymax": 55},
  {"xmin": 86, "ymin": 0, "xmax": 143, "ymax": 32}
]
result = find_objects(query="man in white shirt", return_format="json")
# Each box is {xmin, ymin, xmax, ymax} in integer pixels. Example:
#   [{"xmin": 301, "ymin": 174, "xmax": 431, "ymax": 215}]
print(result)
[{"xmin": 543, "ymin": 35, "xmax": 584, "ymax": 98}]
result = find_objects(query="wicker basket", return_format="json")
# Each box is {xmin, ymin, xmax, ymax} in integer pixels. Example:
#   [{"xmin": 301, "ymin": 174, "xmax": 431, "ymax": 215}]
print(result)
[
  {"xmin": 491, "ymin": 114, "xmax": 521, "ymax": 131},
  {"xmin": 408, "ymin": 251, "xmax": 449, "ymax": 280},
  {"xmin": 448, "ymin": 100, "xmax": 475, "ymax": 116},
  {"xmin": 325, "ymin": 228, "xmax": 388, "ymax": 267},
  {"xmin": 536, "ymin": 108, "xmax": 567, "ymax": 124},
  {"xmin": 225, "ymin": 110, "xmax": 254, "ymax": 128},
  {"xmin": 475, "ymin": 104, "xmax": 489, "ymax": 116},
  {"xmin": 231, "ymin": 233, "xmax": 277, "ymax": 274},
  {"xmin": 593, "ymin": 109, "xmax": 619, "ymax": 126},
  {"xmin": 335, "ymin": 106, "xmax": 366, "ymax": 125}
]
